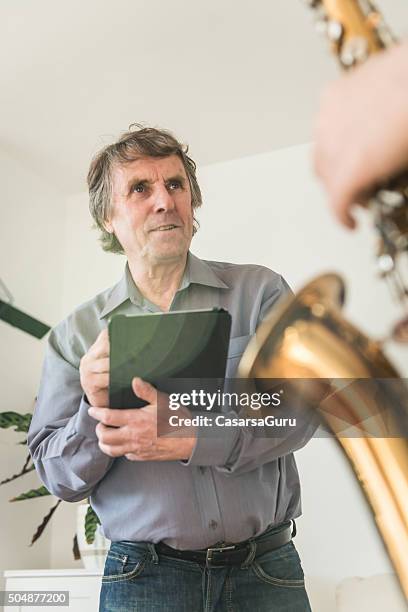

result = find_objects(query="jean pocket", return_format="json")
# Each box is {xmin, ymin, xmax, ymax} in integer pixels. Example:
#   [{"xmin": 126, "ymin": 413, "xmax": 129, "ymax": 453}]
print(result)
[
  {"xmin": 251, "ymin": 542, "xmax": 305, "ymax": 588},
  {"xmin": 101, "ymin": 549, "xmax": 148, "ymax": 583}
]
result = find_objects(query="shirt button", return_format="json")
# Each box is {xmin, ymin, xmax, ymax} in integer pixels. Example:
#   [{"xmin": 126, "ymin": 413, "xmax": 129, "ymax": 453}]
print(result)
[
  {"xmin": 199, "ymin": 467, "xmax": 205, "ymax": 474},
  {"xmin": 209, "ymin": 520, "xmax": 218, "ymax": 530}
]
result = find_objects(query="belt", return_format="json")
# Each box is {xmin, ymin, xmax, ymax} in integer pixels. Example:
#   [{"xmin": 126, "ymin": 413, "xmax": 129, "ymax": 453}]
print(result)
[{"xmin": 155, "ymin": 522, "xmax": 295, "ymax": 568}]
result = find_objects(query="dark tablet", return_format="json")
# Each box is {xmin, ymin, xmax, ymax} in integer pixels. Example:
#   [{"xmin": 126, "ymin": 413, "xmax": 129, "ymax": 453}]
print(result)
[{"xmin": 109, "ymin": 308, "xmax": 231, "ymax": 408}]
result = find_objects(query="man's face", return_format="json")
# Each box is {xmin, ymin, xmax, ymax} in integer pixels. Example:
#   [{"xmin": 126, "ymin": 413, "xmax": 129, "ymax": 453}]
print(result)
[{"xmin": 105, "ymin": 155, "xmax": 194, "ymax": 264}]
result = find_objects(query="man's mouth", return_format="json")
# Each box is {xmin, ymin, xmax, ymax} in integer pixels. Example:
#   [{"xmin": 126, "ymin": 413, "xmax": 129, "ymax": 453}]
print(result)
[{"xmin": 151, "ymin": 224, "xmax": 179, "ymax": 232}]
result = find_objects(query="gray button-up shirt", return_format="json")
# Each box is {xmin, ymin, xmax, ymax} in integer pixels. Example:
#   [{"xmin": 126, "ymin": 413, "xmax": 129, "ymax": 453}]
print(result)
[{"xmin": 28, "ymin": 252, "xmax": 316, "ymax": 549}]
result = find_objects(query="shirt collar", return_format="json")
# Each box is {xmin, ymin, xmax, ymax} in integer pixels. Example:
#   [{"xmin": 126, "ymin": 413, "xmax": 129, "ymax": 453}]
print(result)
[
  {"xmin": 99, "ymin": 251, "xmax": 229, "ymax": 319},
  {"xmin": 98, "ymin": 268, "xmax": 130, "ymax": 319},
  {"xmin": 181, "ymin": 252, "xmax": 229, "ymax": 291}
]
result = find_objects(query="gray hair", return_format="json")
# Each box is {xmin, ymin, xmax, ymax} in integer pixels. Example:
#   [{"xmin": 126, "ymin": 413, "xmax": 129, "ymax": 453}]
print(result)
[{"xmin": 87, "ymin": 124, "xmax": 202, "ymax": 254}]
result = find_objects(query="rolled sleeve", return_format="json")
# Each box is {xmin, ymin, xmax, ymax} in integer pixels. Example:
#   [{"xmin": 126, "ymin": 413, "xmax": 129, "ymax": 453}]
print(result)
[{"xmin": 75, "ymin": 395, "xmax": 99, "ymax": 439}]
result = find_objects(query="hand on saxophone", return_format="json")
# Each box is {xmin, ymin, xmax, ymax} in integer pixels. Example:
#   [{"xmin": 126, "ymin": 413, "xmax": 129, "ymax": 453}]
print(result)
[{"xmin": 313, "ymin": 41, "xmax": 408, "ymax": 229}]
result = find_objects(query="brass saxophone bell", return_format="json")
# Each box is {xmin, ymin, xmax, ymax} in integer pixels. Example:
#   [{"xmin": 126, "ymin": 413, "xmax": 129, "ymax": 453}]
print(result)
[
  {"xmin": 239, "ymin": 273, "xmax": 399, "ymax": 380},
  {"xmin": 238, "ymin": 273, "xmax": 408, "ymax": 599}
]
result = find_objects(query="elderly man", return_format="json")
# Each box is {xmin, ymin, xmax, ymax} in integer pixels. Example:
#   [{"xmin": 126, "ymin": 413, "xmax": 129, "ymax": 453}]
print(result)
[{"xmin": 28, "ymin": 126, "xmax": 315, "ymax": 612}]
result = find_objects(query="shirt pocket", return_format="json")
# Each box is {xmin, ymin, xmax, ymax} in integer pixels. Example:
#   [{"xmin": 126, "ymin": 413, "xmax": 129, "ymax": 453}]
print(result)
[{"xmin": 226, "ymin": 334, "xmax": 252, "ymax": 377}]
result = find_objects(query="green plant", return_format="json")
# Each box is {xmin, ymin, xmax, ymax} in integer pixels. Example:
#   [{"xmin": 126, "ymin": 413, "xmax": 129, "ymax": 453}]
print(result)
[{"xmin": 0, "ymin": 411, "xmax": 100, "ymax": 558}]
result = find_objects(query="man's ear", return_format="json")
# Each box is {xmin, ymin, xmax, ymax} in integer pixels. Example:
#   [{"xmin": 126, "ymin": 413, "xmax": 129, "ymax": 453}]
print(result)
[{"xmin": 103, "ymin": 219, "xmax": 114, "ymax": 234}]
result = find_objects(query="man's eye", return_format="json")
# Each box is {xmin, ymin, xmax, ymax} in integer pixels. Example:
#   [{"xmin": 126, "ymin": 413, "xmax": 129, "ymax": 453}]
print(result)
[
  {"xmin": 168, "ymin": 181, "xmax": 181, "ymax": 190},
  {"xmin": 133, "ymin": 184, "xmax": 145, "ymax": 193}
]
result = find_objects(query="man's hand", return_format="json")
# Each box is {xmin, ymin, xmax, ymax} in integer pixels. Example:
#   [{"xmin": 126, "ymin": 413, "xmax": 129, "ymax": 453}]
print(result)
[
  {"xmin": 88, "ymin": 377, "xmax": 197, "ymax": 462},
  {"xmin": 79, "ymin": 329, "xmax": 110, "ymax": 407},
  {"xmin": 314, "ymin": 41, "xmax": 408, "ymax": 228}
]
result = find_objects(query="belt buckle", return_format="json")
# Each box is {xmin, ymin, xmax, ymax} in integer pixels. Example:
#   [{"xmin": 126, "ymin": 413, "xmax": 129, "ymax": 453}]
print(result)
[{"xmin": 206, "ymin": 544, "xmax": 236, "ymax": 566}]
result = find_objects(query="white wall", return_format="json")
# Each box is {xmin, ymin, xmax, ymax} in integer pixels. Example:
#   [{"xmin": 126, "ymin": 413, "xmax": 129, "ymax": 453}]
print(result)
[
  {"xmin": 0, "ymin": 148, "xmax": 65, "ymax": 572},
  {"xmin": 3, "ymin": 141, "xmax": 405, "ymax": 610},
  {"xmin": 195, "ymin": 143, "xmax": 406, "ymax": 371}
]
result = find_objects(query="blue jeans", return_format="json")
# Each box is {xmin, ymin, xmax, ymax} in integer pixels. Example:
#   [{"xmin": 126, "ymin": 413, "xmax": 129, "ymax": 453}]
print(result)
[{"xmin": 99, "ymin": 524, "xmax": 312, "ymax": 612}]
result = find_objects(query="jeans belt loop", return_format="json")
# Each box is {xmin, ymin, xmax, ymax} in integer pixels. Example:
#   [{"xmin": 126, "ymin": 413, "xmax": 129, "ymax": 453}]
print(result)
[
  {"xmin": 147, "ymin": 542, "xmax": 159, "ymax": 565},
  {"xmin": 240, "ymin": 539, "xmax": 257, "ymax": 569}
]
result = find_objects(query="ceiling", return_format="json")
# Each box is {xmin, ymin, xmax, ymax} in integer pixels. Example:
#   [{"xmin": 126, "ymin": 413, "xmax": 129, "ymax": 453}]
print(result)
[{"xmin": 1, "ymin": 0, "xmax": 408, "ymax": 195}]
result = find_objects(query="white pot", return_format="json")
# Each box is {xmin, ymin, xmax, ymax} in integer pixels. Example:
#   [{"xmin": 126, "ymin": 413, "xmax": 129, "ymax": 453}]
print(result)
[{"xmin": 76, "ymin": 504, "xmax": 110, "ymax": 570}]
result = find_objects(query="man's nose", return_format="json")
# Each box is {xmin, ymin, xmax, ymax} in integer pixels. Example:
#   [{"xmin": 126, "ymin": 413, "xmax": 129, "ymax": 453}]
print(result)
[{"xmin": 152, "ymin": 185, "xmax": 175, "ymax": 213}]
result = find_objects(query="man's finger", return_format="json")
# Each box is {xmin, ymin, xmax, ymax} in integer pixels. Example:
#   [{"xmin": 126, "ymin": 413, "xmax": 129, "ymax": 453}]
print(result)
[
  {"xmin": 95, "ymin": 422, "xmax": 129, "ymax": 445},
  {"xmin": 89, "ymin": 329, "xmax": 110, "ymax": 358},
  {"xmin": 132, "ymin": 377, "xmax": 157, "ymax": 405},
  {"xmin": 98, "ymin": 441, "xmax": 132, "ymax": 458},
  {"xmin": 97, "ymin": 328, "xmax": 109, "ymax": 342},
  {"xmin": 125, "ymin": 453, "xmax": 141, "ymax": 461},
  {"xmin": 86, "ymin": 373, "xmax": 109, "ymax": 392},
  {"xmin": 88, "ymin": 406, "xmax": 132, "ymax": 427},
  {"xmin": 331, "ymin": 195, "xmax": 357, "ymax": 229},
  {"xmin": 90, "ymin": 358, "xmax": 110, "ymax": 374}
]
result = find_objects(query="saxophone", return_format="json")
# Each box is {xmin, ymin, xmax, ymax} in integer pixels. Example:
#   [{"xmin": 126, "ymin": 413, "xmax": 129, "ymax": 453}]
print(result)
[{"xmin": 239, "ymin": 0, "xmax": 408, "ymax": 599}]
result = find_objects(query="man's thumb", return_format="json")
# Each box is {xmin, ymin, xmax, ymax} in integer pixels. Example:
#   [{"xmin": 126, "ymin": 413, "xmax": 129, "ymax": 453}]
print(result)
[{"xmin": 132, "ymin": 377, "xmax": 157, "ymax": 404}]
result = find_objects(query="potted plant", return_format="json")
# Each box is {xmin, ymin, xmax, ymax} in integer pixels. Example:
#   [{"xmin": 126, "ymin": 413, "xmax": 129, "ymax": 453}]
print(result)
[{"xmin": 0, "ymin": 410, "xmax": 106, "ymax": 564}]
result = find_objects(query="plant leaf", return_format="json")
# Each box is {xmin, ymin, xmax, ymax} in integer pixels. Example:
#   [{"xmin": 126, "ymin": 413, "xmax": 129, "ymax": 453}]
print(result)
[
  {"xmin": 10, "ymin": 485, "xmax": 50, "ymax": 502},
  {"xmin": 0, "ymin": 464, "xmax": 35, "ymax": 486},
  {"xmin": 22, "ymin": 453, "xmax": 32, "ymax": 471},
  {"xmin": 30, "ymin": 499, "xmax": 62, "ymax": 545},
  {"xmin": 0, "ymin": 412, "xmax": 32, "ymax": 433},
  {"xmin": 72, "ymin": 534, "xmax": 81, "ymax": 561},
  {"xmin": 85, "ymin": 505, "xmax": 100, "ymax": 545}
]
